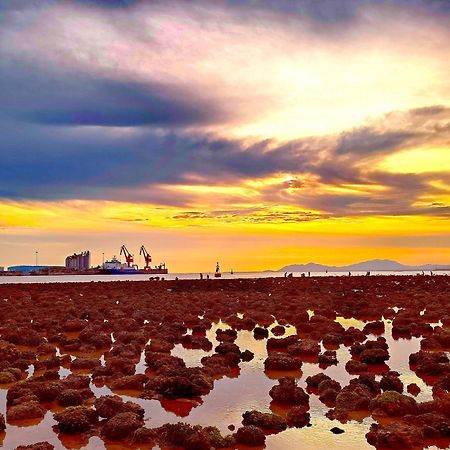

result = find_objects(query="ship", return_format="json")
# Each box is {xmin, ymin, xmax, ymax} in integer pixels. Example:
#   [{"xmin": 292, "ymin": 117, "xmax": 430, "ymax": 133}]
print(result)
[{"xmin": 100, "ymin": 255, "xmax": 139, "ymax": 274}]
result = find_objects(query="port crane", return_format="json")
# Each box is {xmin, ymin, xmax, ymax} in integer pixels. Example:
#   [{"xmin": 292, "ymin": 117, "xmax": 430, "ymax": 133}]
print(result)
[
  {"xmin": 139, "ymin": 245, "xmax": 152, "ymax": 269},
  {"xmin": 120, "ymin": 245, "xmax": 134, "ymax": 267}
]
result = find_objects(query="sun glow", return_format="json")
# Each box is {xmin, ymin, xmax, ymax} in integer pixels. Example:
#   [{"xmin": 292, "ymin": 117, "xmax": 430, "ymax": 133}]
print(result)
[{"xmin": 379, "ymin": 147, "xmax": 450, "ymax": 174}]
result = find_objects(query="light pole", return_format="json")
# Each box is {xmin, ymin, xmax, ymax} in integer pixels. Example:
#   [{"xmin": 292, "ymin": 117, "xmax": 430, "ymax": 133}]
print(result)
[
  {"xmin": 102, "ymin": 253, "xmax": 105, "ymax": 266},
  {"xmin": 35, "ymin": 251, "xmax": 39, "ymax": 267}
]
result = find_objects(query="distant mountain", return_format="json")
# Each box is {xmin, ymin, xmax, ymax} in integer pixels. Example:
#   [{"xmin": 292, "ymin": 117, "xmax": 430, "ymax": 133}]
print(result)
[{"xmin": 277, "ymin": 259, "xmax": 450, "ymax": 272}]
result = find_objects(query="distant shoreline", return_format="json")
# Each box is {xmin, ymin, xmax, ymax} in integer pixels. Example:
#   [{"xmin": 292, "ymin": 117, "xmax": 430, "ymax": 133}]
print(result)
[{"xmin": 276, "ymin": 258, "xmax": 450, "ymax": 273}]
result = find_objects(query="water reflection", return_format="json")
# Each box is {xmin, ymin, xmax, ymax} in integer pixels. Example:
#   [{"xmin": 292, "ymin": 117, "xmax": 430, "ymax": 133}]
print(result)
[{"xmin": 0, "ymin": 312, "xmax": 444, "ymax": 449}]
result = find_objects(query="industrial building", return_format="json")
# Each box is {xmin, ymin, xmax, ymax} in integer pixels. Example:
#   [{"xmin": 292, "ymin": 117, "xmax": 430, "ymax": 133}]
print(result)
[{"xmin": 65, "ymin": 251, "xmax": 91, "ymax": 271}]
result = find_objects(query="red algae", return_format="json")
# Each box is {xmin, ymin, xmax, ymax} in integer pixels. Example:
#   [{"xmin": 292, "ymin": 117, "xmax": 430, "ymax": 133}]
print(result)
[{"xmin": 0, "ymin": 275, "xmax": 448, "ymax": 449}]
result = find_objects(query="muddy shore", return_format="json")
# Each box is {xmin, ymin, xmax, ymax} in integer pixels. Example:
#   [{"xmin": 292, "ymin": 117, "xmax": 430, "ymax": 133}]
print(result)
[{"xmin": 0, "ymin": 276, "xmax": 449, "ymax": 449}]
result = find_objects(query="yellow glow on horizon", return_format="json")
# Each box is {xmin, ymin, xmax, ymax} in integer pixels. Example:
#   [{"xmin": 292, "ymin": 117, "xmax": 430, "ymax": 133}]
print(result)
[
  {"xmin": 2, "ymin": 199, "xmax": 449, "ymax": 236},
  {"xmin": 1, "ymin": 200, "xmax": 449, "ymax": 270},
  {"xmin": 378, "ymin": 147, "xmax": 450, "ymax": 173}
]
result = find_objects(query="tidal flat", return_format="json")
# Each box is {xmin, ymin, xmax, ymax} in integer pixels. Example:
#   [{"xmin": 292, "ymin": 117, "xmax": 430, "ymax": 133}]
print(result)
[{"xmin": 0, "ymin": 276, "xmax": 449, "ymax": 449}]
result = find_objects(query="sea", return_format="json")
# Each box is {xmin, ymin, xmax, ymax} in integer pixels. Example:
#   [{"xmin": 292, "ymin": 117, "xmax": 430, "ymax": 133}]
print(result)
[{"xmin": 0, "ymin": 270, "xmax": 449, "ymax": 284}]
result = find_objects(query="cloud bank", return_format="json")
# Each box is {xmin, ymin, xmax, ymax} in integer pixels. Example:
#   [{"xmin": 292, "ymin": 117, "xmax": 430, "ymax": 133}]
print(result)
[{"xmin": 0, "ymin": 0, "xmax": 449, "ymax": 222}]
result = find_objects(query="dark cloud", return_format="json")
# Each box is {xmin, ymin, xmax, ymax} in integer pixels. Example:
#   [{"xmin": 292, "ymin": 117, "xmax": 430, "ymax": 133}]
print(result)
[
  {"xmin": 224, "ymin": 0, "xmax": 450, "ymax": 21},
  {"xmin": 335, "ymin": 129, "xmax": 417, "ymax": 155},
  {"xmin": 410, "ymin": 105, "xmax": 448, "ymax": 116},
  {"xmin": 258, "ymin": 169, "xmax": 450, "ymax": 218},
  {"xmin": 66, "ymin": 0, "xmax": 450, "ymax": 19},
  {"xmin": 0, "ymin": 0, "xmax": 135, "ymax": 13},
  {"xmin": 0, "ymin": 61, "xmax": 227, "ymax": 127},
  {"xmin": 76, "ymin": 0, "xmax": 137, "ymax": 7},
  {"xmin": 0, "ymin": 122, "xmax": 314, "ymax": 201},
  {"xmin": 3, "ymin": 0, "xmax": 448, "ymax": 25},
  {"xmin": 312, "ymin": 159, "xmax": 363, "ymax": 185},
  {"xmin": 1, "ymin": 104, "xmax": 449, "ymax": 216},
  {"xmin": 333, "ymin": 105, "xmax": 449, "ymax": 158}
]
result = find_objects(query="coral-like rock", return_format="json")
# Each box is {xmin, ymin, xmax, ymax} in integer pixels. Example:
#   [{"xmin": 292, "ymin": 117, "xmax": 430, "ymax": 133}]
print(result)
[
  {"xmin": 15, "ymin": 443, "xmax": 55, "ymax": 450},
  {"xmin": 102, "ymin": 412, "xmax": 142, "ymax": 440},
  {"xmin": 286, "ymin": 406, "xmax": 310, "ymax": 427},
  {"xmin": 269, "ymin": 377, "xmax": 309, "ymax": 405},
  {"xmin": 366, "ymin": 422, "xmax": 424, "ymax": 448},
  {"xmin": 370, "ymin": 391, "xmax": 418, "ymax": 417},
  {"xmin": 54, "ymin": 406, "xmax": 98, "ymax": 434},
  {"xmin": 318, "ymin": 350, "xmax": 338, "ymax": 365},
  {"xmin": 242, "ymin": 410, "xmax": 287, "ymax": 431},
  {"xmin": 56, "ymin": 389, "xmax": 85, "ymax": 407},
  {"xmin": 287, "ymin": 339, "xmax": 320, "ymax": 357},
  {"xmin": 235, "ymin": 425, "xmax": 266, "ymax": 446},
  {"xmin": 407, "ymin": 383, "xmax": 421, "ymax": 396},
  {"xmin": 380, "ymin": 375, "xmax": 404, "ymax": 393},
  {"xmin": 359, "ymin": 348, "xmax": 389, "ymax": 364},
  {"xmin": 345, "ymin": 360, "xmax": 369, "ymax": 373},
  {"xmin": 109, "ymin": 374, "xmax": 148, "ymax": 390},
  {"xmin": 127, "ymin": 427, "xmax": 158, "ymax": 445},
  {"xmin": 306, "ymin": 373, "xmax": 331, "ymax": 388},
  {"xmin": 264, "ymin": 352, "xmax": 302, "ymax": 371},
  {"xmin": 253, "ymin": 327, "xmax": 269, "ymax": 339},
  {"xmin": 335, "ymin": 384, "xmax": 372, "ymax": 411},
  {"xmin": 95, "ymin": 395, "xmax": 144, "ymax": 419},
  {"xmin": 7, "ymin": 401, "xmax": 45, "ymax": 421}
]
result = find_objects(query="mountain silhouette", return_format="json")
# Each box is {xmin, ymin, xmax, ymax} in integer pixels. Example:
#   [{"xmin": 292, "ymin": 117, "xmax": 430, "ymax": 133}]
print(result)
[{"xmin": 277, "ymin": 259, "xmax": 450, "ymax": 272}]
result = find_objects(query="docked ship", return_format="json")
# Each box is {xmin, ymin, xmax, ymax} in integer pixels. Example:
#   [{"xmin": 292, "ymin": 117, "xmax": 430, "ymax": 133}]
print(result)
[
  {"xmin": 101, "ymin": 245, "xmax": 168, "ymax": 274},
  {"xmin": 100, "ymin": 256, "xmax": 139, "ymax": 274}
]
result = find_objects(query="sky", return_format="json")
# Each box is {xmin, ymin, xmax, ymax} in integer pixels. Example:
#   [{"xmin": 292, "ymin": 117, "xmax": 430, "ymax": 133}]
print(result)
[{"xmin": 0, "ymin": 0, "xmax": 449, "ymax": 271}]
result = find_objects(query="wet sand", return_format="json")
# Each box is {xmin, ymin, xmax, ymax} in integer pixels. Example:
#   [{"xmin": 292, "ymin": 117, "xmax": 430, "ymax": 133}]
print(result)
[{"xmin": 0, "ymin": 276, "xmax": 449, "ymax": 449}]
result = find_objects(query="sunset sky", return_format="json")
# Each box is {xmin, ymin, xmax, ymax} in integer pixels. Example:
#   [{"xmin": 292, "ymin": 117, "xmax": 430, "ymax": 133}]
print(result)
[{"xmin": 1, "ymin": 0, "xmax": 449, "ymax": 271}]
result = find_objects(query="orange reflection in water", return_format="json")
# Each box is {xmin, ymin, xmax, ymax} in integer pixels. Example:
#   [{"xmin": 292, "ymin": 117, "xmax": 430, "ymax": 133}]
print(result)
[{"xmin": 0, "ymin": 316, "xmax": 442, "ymax": 450}]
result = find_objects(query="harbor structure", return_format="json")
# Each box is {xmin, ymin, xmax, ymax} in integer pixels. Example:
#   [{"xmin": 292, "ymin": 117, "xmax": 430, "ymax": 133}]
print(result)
[
  {"xmin": 101, "ymin": 245, "xmax": 168, "ymax": 274},
  {"xmin": 65, "ymin": 251, "xmax": 91, "ymax": 271},
  {"xmin": 8, "ymin": 265, "xmax": 63, "ymax": 272}
]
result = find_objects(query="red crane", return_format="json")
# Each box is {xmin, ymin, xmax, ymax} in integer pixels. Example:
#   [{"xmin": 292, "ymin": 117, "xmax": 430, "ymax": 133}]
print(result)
[
  {"xmin": 120, "ymin": 245, "xmax": 134, "ymax": 267},
  {"xmin": 139, "ymin": 245, "xmax": 152, "ymax": 269}
]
